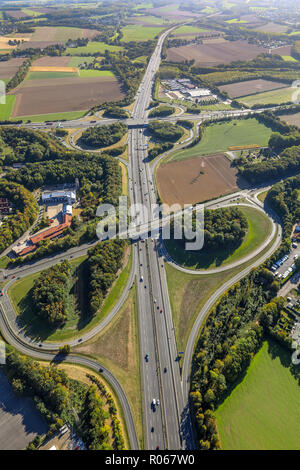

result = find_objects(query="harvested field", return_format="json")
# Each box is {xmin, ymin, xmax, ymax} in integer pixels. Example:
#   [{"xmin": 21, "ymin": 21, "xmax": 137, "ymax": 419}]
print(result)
[
  {"xmin": 167, "ymin": 40, "xmax": 265, "ymax": 65},
  {"xmin": 30, "ymin": 66, "xmax": 78, "ymax": 73},
  {"xmin": 32, "ymin": 56, "xmax": 71, "ymax": 67},
  {"xmin": 6, "ymin": 10, "xmax": 29, "ymax": 19},
  {"xmin": 0, "ymin": 58, "xmax": 26, "ymax": 80},
  {"xmin": 0, "ymin": 36, "xmax": 30, "ymax": 50},
  {"xmin": 149, "ymin": 4, "xmax": 198, "ymax": 19},
  {"xmin": 254, "ymin": 22, "xmax": 289, "ymax": 33},
  {"xmin": 271, "ymin": 45, "xmax": 292, "ymax": 56},
  {"xmin": 9, "ymin": 76, "xmax": 124, "ymax": 116},
  {"xmin": 19, "ymin": 26, "xmax": 99, "ymax": 50},
  {"xmin": 157, "ymin": 154, "xmax": 243, "ymax": 206},
  {"xmin": 280, "ymin": 112, "xmax": 300, "ymax": 128},
  {"xmin": 219, "ymin": 79, "xmax": 288, "ymax": 99}
]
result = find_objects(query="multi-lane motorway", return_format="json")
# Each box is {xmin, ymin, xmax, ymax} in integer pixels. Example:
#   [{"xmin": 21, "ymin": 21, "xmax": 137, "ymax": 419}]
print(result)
[
  {"xmin": 0, "ymin": 25, "xmax": 284, "ymax": 451},
  {"xmin": 128, "ymin": 26, "xmax": 187, "ymax": 450}
]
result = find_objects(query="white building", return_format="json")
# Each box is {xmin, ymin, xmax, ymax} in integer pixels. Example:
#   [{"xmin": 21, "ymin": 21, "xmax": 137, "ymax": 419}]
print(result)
[
  {"xmin": 186, "ymin": 88, "xmax": 211, "ymax": 98},
  {"xmin": 42, "ymin": 190, "xmax": 76, "ymax": 205}
]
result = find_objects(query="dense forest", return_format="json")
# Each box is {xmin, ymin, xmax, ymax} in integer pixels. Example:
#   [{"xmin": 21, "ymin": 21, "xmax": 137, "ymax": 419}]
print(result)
[
  {"xmin": 79, "ymin": 122, "xmax": 127, "ymax": 149},
  {"xmin": 0, "ymin": 126, "xmax": 66, "ymax": 166},
  {"xmin": 6, "ymin": 153, "xmax": 122, "ymax": 212},
  {"xmin": 268, "ymin": 175, "xmax": 300, "ymax": 238},
  {"xmin": 0, "ymin": 180, "xmax": 38, "ymax": 254},
  {"xmin": 32, "ymin": 261, "xmax": 72, "ymax": 326},
  {"xmin": 148, "ymin": 120, "xmax": 184, "ymax": 142},
  {"xmin": 149, "ymin": 105, "xmax": 174, "ymax": 118}
]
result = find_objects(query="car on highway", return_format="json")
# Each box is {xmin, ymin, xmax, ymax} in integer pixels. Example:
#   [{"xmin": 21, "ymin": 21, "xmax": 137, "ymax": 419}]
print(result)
[
  {"xmin": 145, "ymin": 353, "xmax": 149, "ymax": 362},
  {"xmin": 140, "ymin": 276, "xmax": 144, "ymax": 282}
]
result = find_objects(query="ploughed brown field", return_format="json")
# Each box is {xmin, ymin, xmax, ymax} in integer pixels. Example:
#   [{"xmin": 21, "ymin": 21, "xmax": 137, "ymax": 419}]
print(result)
[
  {"xmin": 6, "ymin": 10, "xmax": 29, "ymax": 18},
  {"xmin": 157, "ymin": 154, "xmax": 242, "ymax": 207},
  {"xmin": 9, "ymin": 76, "xmax": 124, "ymax": 116},
  {"xmin": 219, "ymin": 79, "xmax": 288, "ymax": 99},
  {"xmin": 166, "ymin": 40, "xmax": 265, "ymax": 65},
  {"xmin": 280, "ymin": 112, "xmax": 300, "ymax": 128},
  {"xmin": 0, "ymin": 58, "xmax": 26, "ymax": 80}
]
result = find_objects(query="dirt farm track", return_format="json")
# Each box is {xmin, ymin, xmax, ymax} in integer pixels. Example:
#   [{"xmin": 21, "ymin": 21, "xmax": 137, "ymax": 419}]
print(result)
[{"xmin": 156, "ymin": 154, "xmax": 243, "ymax": 207}]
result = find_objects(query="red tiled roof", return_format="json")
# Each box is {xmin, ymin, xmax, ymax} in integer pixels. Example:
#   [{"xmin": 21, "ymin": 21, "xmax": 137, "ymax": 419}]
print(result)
[{"xmin": 19, "ymin": 215, "xmax": 72, "ymax": 256}]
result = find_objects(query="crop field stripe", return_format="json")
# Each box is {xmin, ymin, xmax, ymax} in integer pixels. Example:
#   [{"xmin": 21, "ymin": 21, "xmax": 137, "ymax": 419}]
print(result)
[{"xmin": 30, "ymin": 66, "xmax": 78, "ymax": 72}]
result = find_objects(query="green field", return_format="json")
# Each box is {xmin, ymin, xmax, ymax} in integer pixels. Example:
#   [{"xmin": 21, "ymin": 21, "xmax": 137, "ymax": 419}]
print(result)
[
  {"xmin": 166, "ymin": 118, "xmax": 273, "ymax": 162},
  {"xmin": 172, "ymin": 25, "xmax": 209, "ymax": 35},
  {"xmin": 165, "ymin": 206, "xmax": 272, "ymax": 270},
  {"xmin": 120, "ymin": 24, "xmax": 165, "ymax": 42},
  {"xmin": 216, "ymin": 339, "xmax": 300, "ymax": 450},
  {"xmin": 0, "ymin": 95, "xmax": 16, "ymax": 120},
  {"xmin": 65, "ymin": 41, "xmax": 123, "ymax": 55},
  {"xmin": 53, "ymin": 26, "xmax": 85, "ymax": 41},
  {"xmin": 27, "ymin": 71, "xmax": 78, "ymax": 80},
  {"xmin": 9, "ymin": 249, "xmax": 132, "ymax": 343},
  {"xmin": 67, "ymin": 56, "xmax": 95, "ymax": 67},
  {"xmin": 12, "ymin": 109, "xmax": 86, "ymax": 122},
  {"xmin": 240, "ymin": 87, "xmax": 294, "ymax": 106},
  {"xmin": 281, "ymin": 55, "xmax": 298, "ymax": 62},
  {"xmin": 78, "ymin": 69, "xmax": 115, "ymax": 77}
]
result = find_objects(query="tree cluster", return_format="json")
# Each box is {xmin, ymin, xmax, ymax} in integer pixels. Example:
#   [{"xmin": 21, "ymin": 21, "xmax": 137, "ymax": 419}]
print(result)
[
  {"xmin": 80, "ymin": 122, "xmax": 127, "ymax": 149},
  {"xmin": 32, "ymin": 261, "xmax": 72, "ymax": 325}
]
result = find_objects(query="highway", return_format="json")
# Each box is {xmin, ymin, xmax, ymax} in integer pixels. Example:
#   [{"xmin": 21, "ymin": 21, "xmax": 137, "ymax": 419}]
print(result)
[{"xmin": 128, "ymin": 26, "xmax": 187, "ymax": 450}]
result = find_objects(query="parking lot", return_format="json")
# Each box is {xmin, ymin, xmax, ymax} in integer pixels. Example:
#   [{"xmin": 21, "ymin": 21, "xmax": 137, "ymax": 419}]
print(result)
[
  {"xmin": 271, "ymin": 243, "xmax": 300, "ymax": 280},
  {"xmin": 0, "ymin": 370, "xmax": 48, "ymax": 450}
]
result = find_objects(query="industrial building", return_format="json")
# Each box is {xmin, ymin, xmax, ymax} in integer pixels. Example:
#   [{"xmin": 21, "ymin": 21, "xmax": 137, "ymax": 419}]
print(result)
[{"xmin": 41, "ymin": 190, "xmax": 76, "ymax": 205}]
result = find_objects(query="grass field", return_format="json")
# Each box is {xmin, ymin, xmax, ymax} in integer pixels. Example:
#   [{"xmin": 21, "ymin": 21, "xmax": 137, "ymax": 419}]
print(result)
[
  {"xmin": 0, "ymin": 95, "xmax": 16, "ymax": 120},
  {"xmin": 65, "ymin": 41, "xmax": 123, "ymax": 55},
  {"xmin": 67, "ymin": 56, "xmax": 94, "ymax": 67},
  {"xmin": 166, "ymin": 118, "xmax": 273, "ymax": 162},
  {"xmin": 12, "ymin": 110, "xmax": 86, "ymax": 122},
  {"xmin": 281, "ymin": 55, "xmax": 298, "ymax": 62},
  {"xmin": 73, "ymin": 283, "xmax": 143, "ymax": 448},
  {"xmin": 120, "ymin": 24, "xmax": 165, "ymax": 42},
  {"xmin": 166, "ymin": 228, "xmax": 278, "ymax": 352},
  {"xmin": 240, "ymin": 87, "xmax": 294, "ymax": 106},
  {"xmin": 9, "ymin": 249, "xmax": 132, "ymax": 342},
  {"xmin": 27, "ymin": 71, "xmax": 78, "ymax": 80},
  {"xmin": 78, "ymin": 69, "xmax": 115, "ymax": 77},
  {"xmin": 216, "ymin": 339, "xmax": 300, "ymax": 450},
  {"xmin": 165, "ymin": 206, "xmax": 271, "ymax": 269}
]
